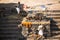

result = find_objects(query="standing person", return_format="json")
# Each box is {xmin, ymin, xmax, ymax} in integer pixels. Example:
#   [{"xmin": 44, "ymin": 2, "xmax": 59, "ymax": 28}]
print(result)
[
  {"xmin": 37, "ymin": 24, "xmax": 44, "ymax": 40},
  {"xmin": 15, "ymin": 2, "xmax": 21, "ymax": 19},
  {"xmin": 15, "ymin": 2, "xmax": 21, "ymax": 14},
  {"xmin": 18, "ymin": 2, "xmax": 20, "ymax": 8},
  {"xmin": 16, "ymin": 6, "xmax": 20, "ymax": 14},
  {"xmin": 38, "ymin": 24, "xmax": 43, "ymax": 36}
]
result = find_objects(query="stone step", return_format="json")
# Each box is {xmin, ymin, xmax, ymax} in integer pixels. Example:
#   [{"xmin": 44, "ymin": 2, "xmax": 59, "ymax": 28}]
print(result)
[
  {"xmin": 0, "ymin": 31, "xmax": 18, "ymax": 34},
  {"xmin": 0, "ymin": 17, "xmax": 21, "ymax": 20},
  {"xmin": 47, "ymin": 14, "xmax": 60, "ymax": 16},
  {"xmin": 0, "ymin": 29, "xmax": 18, "ymax": 32},
  {"xmin": 47, "ymin": 16, "xmax": 60, "ymax": 19},
  {"xmin": 51, "ymin": 28, "xmax": 60, "ymax": 31},
  {"xmin": 0, "ymin": 37, "xmax": 18, "ymax": 40},
  {"xmin": 0, "ymin": 34, "xmax": 18, "ymax": 37},
  {"xmin": 0, "ymin": 25, "xmax": 18, "ymax": 27},
  {"xmin": 0, "ymin": 24, "xmax": 18, "ymax": 26},
  {"xmin": 51, "ymin": 26, "xmax": 60, "ymax": 29},
  {"xmin": 0, "ymin": 25, "xmax": 18, "ymax": 28},
  {"xmin": 0, "ymin": 19, "xmax": 21, "ymax": 24},
  {"xmin": 0, "ymin": 27, "xmax": 18, "ymax": 29},
  {"xmin": 0, "ymin": 37, "xmax": 17, "ymax": 39},
  {"xmin": 47, "ymin": 16, "xmax": 60, "ymax": 18},
  {"xmin": 4, "ymin": 15, "xmax": 22, "ymax": 19},
  {"xmin": 47, "ymin": 12, "xmax": 60, "ymax": 14},
  {"xmin": 51, "ymin": 31, "xmax": 60, "ymax": 33},
  {"xmin": 52, "ymin": 35, "xmax": 60, "ymax": 39},
  {"xmin": 0, "ymin": 22, "xmax": 20, "ymax": 24},
  {"xmin": 1, "ymin": 19, "xmax": 20, "ymax": 22},
  {"xmin": 44, "ymin": 38, "xmax": 60, "ymax": 40},
  {"xmin": 50, "ymin": 24, "xmax": 60, "ymax": 29},
  {"xmin": 53, "ymin": 19, "xmax": 60, "ymax": 21},
  {"xmin": 51, "ymin": 23, "xmax": 60, "ymax": 26}
]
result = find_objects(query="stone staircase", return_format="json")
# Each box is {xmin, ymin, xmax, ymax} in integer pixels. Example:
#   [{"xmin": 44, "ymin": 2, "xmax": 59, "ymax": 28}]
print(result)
[
  {"xmin": 0, "ymin": 8, "xmax": 60, "ymax": 40},
  {"xmin": 0, "ymin": 13, "xmax": 23, "ymax": 40},
  {"xmin": 47, "ymin": 12, "xmax": 60, "ymax": 39}
]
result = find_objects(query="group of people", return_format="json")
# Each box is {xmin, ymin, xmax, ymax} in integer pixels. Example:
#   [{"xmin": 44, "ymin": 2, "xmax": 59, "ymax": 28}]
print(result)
[
  {"xmin": 27, "ymin": 24, "xmax": 44, "ymax": 40},
  {"xmin": 17, "ymin": 2, "xmax": 50, "ymax": 40},
  {"xmin": 20, "ymin": 23, "xmax": 44, "ymax": 40},
  {"xmin": 21, "ymin": 14, "xmax": 45, "ymax": 40}
]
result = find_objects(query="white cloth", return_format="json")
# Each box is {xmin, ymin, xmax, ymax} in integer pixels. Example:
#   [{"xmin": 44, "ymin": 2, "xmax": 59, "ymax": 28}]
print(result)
[
  {"xmin": 39, "ymin": 30, "xmax": 43, "ymax": 35},
  {"xmin": 16, "ymin": 7, "xmax": 20, "ymax": 14},
  {"xmin": 38, "ymin": 25, "xmax": 43, "ymax": 36},
  {"xmin": 38, "ymin": 25, "xmax": 43, "ymax": 30}
]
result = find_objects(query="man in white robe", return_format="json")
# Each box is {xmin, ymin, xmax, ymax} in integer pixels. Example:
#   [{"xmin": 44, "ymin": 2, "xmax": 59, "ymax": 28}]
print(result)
[
  {"xmin": 16, "ymin": 7, "xmax": 20, "ymax": 14},
  {"xmin": 38, "ymin": 24, "xmax": 43, "ymax": 36}
]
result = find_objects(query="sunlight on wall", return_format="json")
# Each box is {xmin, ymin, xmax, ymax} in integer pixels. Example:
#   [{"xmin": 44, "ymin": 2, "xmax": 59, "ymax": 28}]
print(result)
[
  {"xmin": 0, "ymin": 0, "xmax": 19, "ymax": 3},
  {"xmin": 0, "ymin": 0, "xmax": 60, "ymax": 10}
]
